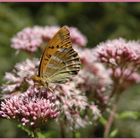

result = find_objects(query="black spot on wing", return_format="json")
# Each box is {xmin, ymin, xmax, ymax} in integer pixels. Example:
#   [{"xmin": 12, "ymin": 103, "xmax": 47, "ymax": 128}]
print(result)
[
  {"xmin": 71, "ymin": 70, "xmax": 78, "ymax": 74},
  {"xmin": 72, "ymin": 53, "xmax": 78, "ymax": 57},
  {"xmin": 48, "ymin": 55, "xmax": 51, "ymax": 58},
  {"xmin": 49, "ymin": 46, "xmax": 54, "ymax": 49}
]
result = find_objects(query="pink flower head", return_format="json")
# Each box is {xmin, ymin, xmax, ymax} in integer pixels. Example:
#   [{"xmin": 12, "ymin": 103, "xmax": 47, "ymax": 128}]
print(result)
[
  {"xmin": 53, "ymin": 81, "xmax": 101, "ymax": 129},
  {"xmin": 75, "ymin": 48, "xmax": 112, "ymax": 109},
  {"xmin": 95, "ymin": 38, "xmax": 140, "ymax": 90},
  {"xmin": 0, "ymin": 86, "xmax": 59, "ymax": 127},
  {"xmin": 77, "ymin": 48, "xmax": 112, "ymax": 91},
  {"xmin": 42, "ymin": 26, "xmax": 59, "ymax": 41},
  {"xmin": 69, "ymin": 27, "xmax": 87, "ymax": 47},
  {"xmin": 96, "ymin": 38, "xmax": 140, "ymax": 68},
  {"xmin": 11, "ymin": 26, "xmax": 87, "ymax": 53},
  {"xmin": 54, "ymin": 82, "xmax": 89, "ymax": 129},
  {"xmin": 11, "ymin": 26, "xmax": 44, "ymax": 53},
  {"xmin": 2, "ymin": 59, "xmax": 39, "ymax": 94},
  {"xmin": 78, "ymin": 48, "xmax": 97, "ymax": 66},
  {"xmin": 109, "ymin": 67, "xmax": 140, "ymax": 89},
  {"xmin": 1, "ymin": 57, "xmax": 101, "ymax": 129}
]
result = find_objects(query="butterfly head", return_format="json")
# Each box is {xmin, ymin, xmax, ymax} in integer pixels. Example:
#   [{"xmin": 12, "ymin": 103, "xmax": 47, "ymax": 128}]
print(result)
[{"xmin": 31, "ymin": 75, "xmax": 48, "ymax": 87}]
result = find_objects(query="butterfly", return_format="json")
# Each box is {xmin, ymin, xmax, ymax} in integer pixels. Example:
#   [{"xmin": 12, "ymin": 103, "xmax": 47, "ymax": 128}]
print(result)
[{"xmin": 32, "ymin": 26, "xmax": 81, "ymax": 87}]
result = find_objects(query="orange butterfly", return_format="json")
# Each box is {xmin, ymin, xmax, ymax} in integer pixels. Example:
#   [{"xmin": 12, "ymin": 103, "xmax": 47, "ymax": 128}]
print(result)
[{"xmin": 32, "ymin": 26, "xmax": 81, "ymax": 87}]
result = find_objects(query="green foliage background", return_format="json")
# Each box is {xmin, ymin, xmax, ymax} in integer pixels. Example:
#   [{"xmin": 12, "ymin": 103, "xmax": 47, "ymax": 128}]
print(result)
[{"xmin": 0, "ymin": 2, "xmax": 140, "ymax": 138}]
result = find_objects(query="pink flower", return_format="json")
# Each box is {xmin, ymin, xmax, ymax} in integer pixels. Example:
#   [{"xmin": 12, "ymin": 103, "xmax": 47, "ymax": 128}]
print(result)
[
  {"xmin": 0, "ymin": 86, "xmax": 59, "ymax": 127},
  {"xmin": 96, "ymin": 38, "xmax": 140, "ymax": 67},
  {"xmin": 11, "ymin": 26, "xmax": 44, "ymax": 53},
  {"xmin": 109, "ymin": 68, "xmax": 140, "ymax": 89},
  {"xmin": 2, "ymin": 59, "xmax": 39, "ymax": 94},
  {"xmin": 42, "ymin": 26, "xmax": 60, "ymax": 41},
  {"xmin": 11, "ymin": 26, "xmax": 87, "ymax": 53},
  {"xmin": 53, "ymin": 81, "xmax": 100, "ymax": 129},
  {"xmin": 54, "ymin": 82, "xmax": 89, "ymax": 129},
  {"xmin": 95, "ymin": 38, "xmax": 140, "ymax": 90},
  {"xmin": 1, "ymin": 57, "xmax": 101, "ymax": 129},
  {"xmin": 76, "ymin": 48, "xmax": 112, "ymax": 109},
  {"xmin": 77, "ymin": 48, "xmax": 112, "ymax": 92},
  {"xmin": 78, "ymin": 48, "xmax": 97, "ymax": 66},
  {"xmin": 69, "ymin": 27, "xmax": 87, "ymax": 47}
]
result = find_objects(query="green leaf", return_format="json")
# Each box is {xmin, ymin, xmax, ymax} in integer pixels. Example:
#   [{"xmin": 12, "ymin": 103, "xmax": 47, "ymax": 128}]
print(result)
[
  {"xmin": 118, "ymin": 111, "xmax": 139, "ymax": 120},
  {"xmin": 17, "ymin": 124, "xmax": 34, "ymax": 137},
  {"xmin": 99, "ymin": 116, "xmax": 107, "ymax": 125},
  {"xmin": 36, "ymin": 132, "xmax": 46, "ymax": 138},
  {"xmin": 109, "ymin": 129, "xmax": 118, "ymax": 137}
]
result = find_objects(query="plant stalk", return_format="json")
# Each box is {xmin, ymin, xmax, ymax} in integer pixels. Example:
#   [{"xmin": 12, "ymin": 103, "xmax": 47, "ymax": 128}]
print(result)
[{"xmin": 103, "ymin": 95, "xmax": 119, "ymax": 138}]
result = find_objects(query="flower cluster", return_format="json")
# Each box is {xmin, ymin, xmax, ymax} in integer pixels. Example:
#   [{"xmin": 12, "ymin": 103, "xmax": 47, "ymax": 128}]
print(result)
[
  {"xmin": 78, "ymin": 48, "xmax": 112, "ymax": 88},
  {"xmin": 0, "ymin": 57, "xmax": 101, "ymax": 129},
  {"xmin": 96, "ymin": 38, "xmax": 140, "ymax": 67},
  {"xmin": 53, "ymin": 81, "xmax": 100, "ymax": 129},
  {"xmin": 95, "ymin": 38, "xmax": 140, "ymax": 91},
  {"xmin": 5, "ymin": 25, "xmax": 140, "ymax": 135},
  {"xmin": 11, "ymin": 26, "xmax": 44, "ymax": 52},
  {"xmin": 0, "ymin": 86, "xmax": 59, "ymax": 127},
  {"xmin": 0, "ymin": 59, "xmax": 59, "ymax": 127},
  {"xmin": 2, "ymin": 59, "xmax": 38, "ymax": 94},
  {"xmin": 76, "ymin": 48, "xmax": 112, "ymax": 109},
  {"xmin": 69, "ymin": 27, "xmax": 87, "ymax": 47},
  {"xmin": 11, "ymin": 26, "xmax": 87, "ymax": 53}
]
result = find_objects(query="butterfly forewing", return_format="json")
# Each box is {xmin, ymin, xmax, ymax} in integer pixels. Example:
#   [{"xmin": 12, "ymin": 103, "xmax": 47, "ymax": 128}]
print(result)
[
  {"xmin": 38, "ymin": 26, "xmax": 81, "ymax": 85},
  {"xmin": 38, "ymin": 26, "xmax": 72, "ymax": 77}
]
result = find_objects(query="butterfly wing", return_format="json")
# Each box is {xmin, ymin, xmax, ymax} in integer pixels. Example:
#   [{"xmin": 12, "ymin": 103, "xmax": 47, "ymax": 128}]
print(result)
[
  {"xmin": 38, "ymin": 26, "xmax": 72, "ymax": 77},
  {"xmin": 38, "ymin": 26, "xmax": 81, "ymax": 84},
  {"xmin": 44, "ymin": 47, "xmax": 81, "ymax": 83}
]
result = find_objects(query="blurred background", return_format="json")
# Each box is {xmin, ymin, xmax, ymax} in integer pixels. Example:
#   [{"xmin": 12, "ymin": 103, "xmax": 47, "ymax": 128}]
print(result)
[{"xmin": 0, "ymin": 2, "xmax": 140, "ymax": 138}]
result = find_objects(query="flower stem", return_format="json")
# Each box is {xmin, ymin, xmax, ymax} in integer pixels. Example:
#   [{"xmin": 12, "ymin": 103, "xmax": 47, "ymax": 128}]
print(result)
[
  {"xmin": 103, "ymin": 95, "xmax": 119, "ymax": 138},
  {"xmin": 72, "ymin": 122, "xmax": 76, "ymax": 138},
  {"xmin": 59, "ymin": 119, "xmax": 66, "ymax": 138}
]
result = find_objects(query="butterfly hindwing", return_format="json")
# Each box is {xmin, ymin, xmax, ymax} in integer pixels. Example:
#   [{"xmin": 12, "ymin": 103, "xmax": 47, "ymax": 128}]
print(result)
[{"xmin": 45, "ymin": 47, "xmax": 81, "ymax": 83}]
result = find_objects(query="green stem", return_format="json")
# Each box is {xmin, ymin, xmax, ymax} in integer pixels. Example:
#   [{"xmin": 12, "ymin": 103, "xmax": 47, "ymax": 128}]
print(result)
[
  {"xmin": 103, "ymin": 94, "xmax": 120, "ymax": 138},
  {"xmin": 59, "ymin": 119, "xmax": 66, "ymax": 138},
  {"xmin": 32, "ymin": 128, "xmax": 39, "ymax": 138},
  {"xmin": 72, "ymin": 123, "xmax": 76, "ymax": 138},
  {"xmin": 32, "ymin": 128, "xmax": 46, "ymax": 138}
]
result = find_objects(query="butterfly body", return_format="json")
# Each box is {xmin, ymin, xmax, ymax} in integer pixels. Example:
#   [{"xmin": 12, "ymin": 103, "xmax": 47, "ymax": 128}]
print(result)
[
  {"xmin": 32, "ymin": 26, "xmax": 81, "ymax": 87},
  {"xmin": 32, "ymin": 75, "xmax": 48, "ymax": 87}
]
